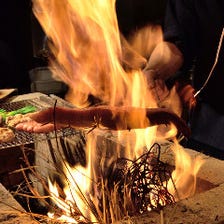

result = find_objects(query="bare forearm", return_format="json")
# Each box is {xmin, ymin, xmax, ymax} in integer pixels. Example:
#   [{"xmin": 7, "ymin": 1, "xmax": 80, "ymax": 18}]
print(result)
[{"xmin": 15, "ymin": 106, "xmax": 190, "ymax": 137}]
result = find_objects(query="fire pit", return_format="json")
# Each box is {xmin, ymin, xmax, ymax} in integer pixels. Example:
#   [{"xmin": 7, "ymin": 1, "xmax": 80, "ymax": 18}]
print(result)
[
  {"xmin": 1, "ymin": 0, "xmax": 224, "ymax": 222},
  {"xmin": 0, "ymin": 94, "xmax": 221, "ymax": 224},
  {"xmin": 91, "ymin": 133, "xmax": 223, "ymax": 224},
  {"xmin": 1, "ymin": 128, "xmax": 224, "ymax": 224},
  {"xmin": 129, "ymin": 146, "xmax": 224, "ymax": 224}
]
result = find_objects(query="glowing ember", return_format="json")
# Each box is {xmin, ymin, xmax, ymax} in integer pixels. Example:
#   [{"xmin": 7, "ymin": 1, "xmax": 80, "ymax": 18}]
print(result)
[{"xmin": 31, "ymin": 0, "xmax": 204, "ymax": 223}]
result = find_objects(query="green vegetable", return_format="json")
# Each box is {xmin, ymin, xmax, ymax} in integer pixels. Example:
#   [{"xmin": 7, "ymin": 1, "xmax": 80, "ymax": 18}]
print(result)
[
  {"xmin": 0, "ymin": 105, "xmax": 37, "ymax": 121},
  {"xmin": 0, "ymin": 109, "xmax": 7, "ymax": 121},
  {"xmin": 7, "ymin": 105, "xmax": 37, "ymax": 116}
]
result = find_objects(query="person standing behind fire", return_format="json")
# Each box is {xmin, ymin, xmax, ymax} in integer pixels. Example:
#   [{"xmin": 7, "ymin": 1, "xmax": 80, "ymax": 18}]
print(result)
[{"xmin": 143, "ymin": 0, "xmax": 224, "ymax": 158}]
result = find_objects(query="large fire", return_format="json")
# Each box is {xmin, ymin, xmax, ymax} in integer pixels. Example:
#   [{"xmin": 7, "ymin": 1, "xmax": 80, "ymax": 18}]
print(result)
[{"xmin": 31, "ymin": 0, "xmax": 204, "ymax": 223}]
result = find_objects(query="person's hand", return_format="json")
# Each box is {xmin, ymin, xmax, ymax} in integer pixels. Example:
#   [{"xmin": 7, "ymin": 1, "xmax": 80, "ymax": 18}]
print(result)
[
  {"xmin": 15, "ymin": 111, "xmax": 65, "ymax": 133},
  {"xmin": 142, "ymin": 41, "xmax": 184, "ymax": 105},
  {"xmin": 175, "ymin": 82, "xmax": 197, "ymax": 110},
  {"xmin": 15, "ymin": 119, "xmax": 65, "ymax": 133}
]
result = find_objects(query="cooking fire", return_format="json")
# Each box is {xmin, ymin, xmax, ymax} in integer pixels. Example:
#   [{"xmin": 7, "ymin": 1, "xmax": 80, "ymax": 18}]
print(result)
[
  {"xmin": 44, "ymin": 140, "xmax": 178, "ymax": 223},
  {"xmin": 0, "ymin": 0, "xmax": 210, "ymax": 223}
]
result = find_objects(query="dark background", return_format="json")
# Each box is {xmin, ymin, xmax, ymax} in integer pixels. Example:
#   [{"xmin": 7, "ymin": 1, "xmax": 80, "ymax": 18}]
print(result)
[
  {"xmin": 0, "ymin": 0, "xmax": 167, "ymax": 94},
  {"xmin": 116, "ymin": 0, "xmax": 167, "ymax": 37},
  {"xmin": 0, "ymin": 0, "xmax": 33, "ymax": 93}
]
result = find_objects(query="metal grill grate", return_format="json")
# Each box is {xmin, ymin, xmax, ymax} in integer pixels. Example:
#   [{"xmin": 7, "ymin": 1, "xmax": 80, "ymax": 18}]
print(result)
[{"xmin": 0, "ymin": 95, "xmax": 78, "ymax": 149}]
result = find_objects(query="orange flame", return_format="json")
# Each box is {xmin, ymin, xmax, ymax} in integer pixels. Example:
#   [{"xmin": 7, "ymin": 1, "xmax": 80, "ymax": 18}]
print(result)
[
  {"xmin": 32, "ymin": 0, "xmax": 204, "ymax": 221},
  {"xmin": 168, "ymin": 142, "xmax": 204, "ymax": 200},
  {"xmin": 33, "ymin": 0, "xmax": 153, "ymax": 108},
  {"xmin": 48, "ymin": 138, "xmax": 98, "ymax": 222}
]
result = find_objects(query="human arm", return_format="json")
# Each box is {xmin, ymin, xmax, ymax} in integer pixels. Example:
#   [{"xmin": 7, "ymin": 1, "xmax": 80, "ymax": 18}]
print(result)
[
  {"xmin": 142, "ymin": 40, "xmax": 184, "ymax": 110},
  {"xmin": 143, "ymin": 41, "xmax": 184, "ymax": 81},
  {"xmin": 143, "ymin": 0, "xmax": 198, "ymax": 109},
  {"xmin": 15, "ymin": 106, "xmax": 190, "ymax": 137}
]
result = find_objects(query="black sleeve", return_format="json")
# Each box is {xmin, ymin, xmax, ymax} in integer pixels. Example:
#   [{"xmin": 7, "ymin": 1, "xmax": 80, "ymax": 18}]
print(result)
[{"xmin": 163, "ymin": 0, "xmax": 198, "ymax": 73}]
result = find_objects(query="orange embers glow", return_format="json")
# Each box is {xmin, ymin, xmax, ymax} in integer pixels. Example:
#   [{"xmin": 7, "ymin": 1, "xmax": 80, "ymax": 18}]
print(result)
[{"xmin": 32, "ymin": 0, "xmax": 204, "ymax": 222}]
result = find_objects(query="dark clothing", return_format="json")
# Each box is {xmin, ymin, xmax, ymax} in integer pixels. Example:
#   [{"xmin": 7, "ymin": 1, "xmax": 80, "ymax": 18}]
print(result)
[
  {"xmin": 163, "ymin": 0, "xmax": 224, "ymax": 153},
  {"xmin": 164, "ymin": 0, "xmax": 224, "ymax": 113}
]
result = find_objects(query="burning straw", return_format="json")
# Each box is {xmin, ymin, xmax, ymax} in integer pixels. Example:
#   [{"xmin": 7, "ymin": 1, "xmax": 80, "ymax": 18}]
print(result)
[
  {"xmin": 12, "ymin": 139, "xmax": 177, "ymax": 224},
  {"xmin": 104, "ymin": 142, "xmax": 175, "ymax": 216}
]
